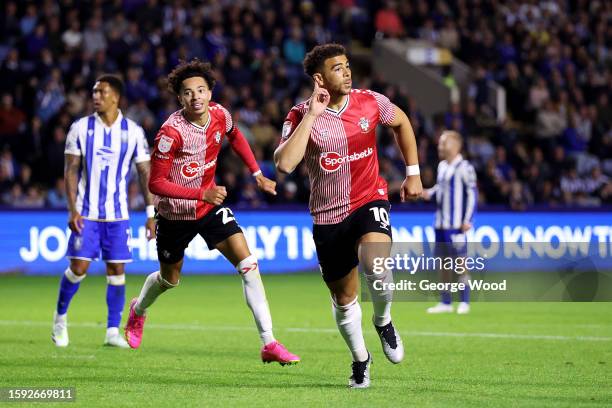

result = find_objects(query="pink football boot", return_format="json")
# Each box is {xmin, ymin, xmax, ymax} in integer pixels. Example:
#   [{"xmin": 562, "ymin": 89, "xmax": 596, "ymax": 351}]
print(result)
[
  {"xmin": 124, "ymin": 298, "xmax": 146, "ymax": 349},
  {"xmin": 261, "ymin": 341, "xmax": 300, "ymax": 366}
]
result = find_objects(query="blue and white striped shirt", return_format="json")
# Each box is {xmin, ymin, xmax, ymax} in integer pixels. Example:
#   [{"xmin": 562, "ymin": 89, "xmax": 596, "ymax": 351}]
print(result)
[
  {"xmin": 64, "ymin": 111, "xmax": 150, "ymax": 221},
  {"xmin": 429, "ymin": 154, "xmax": 477, "ymax": 229}
]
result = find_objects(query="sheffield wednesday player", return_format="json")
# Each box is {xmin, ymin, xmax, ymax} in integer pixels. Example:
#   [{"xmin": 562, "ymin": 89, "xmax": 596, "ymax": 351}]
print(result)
[
  {"xmin": 274, "ymin": 44, "xmax": 422, "ymax": 388},
  {"xmin": 423, "ymin": 130, "xmax": 477, "ymax": 314},
  {"xmin": 52, "ymin": 75, "xmax": 156, "ymax": 348},
  {"xmin": 124, "ymin": 60, "xmax": 300, "ymax": 365}
]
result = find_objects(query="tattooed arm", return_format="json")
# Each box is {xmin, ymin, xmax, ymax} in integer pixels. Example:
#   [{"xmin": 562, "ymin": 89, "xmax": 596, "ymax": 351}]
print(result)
[
  {"xmin": 136, "ymin": 160, "xmax": 156, "ymax": 240},
  {"xmin": 65, "ymin": 153, "xmax": 84, "ymax": 234}
]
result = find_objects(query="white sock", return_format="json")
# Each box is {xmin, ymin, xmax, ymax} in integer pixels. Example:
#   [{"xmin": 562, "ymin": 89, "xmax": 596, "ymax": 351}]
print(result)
[
  {"xmin": 54, "ymin": 311, "xmax": 67, "ymax": 323},
  {"xmin": 365, "ymin": 270, "xmax": 393, "ymax": 327},
  {"xmin": 237, "ymin": 255, "xmax": 275, "ymax": 345},
  {"xmin": 135, "ymin": 271, "xmax": 174, "ymax": 315},
  {"xmin": 333, "ymin": 297, "xmax": 368, "ymax": 362},
  {"xmin": 65, "ymin": 267, "xmax": 86, "ymax": 283},
  {"xmin": 106, "ymin": 327, "xmax": 119, "ymax": 337}
]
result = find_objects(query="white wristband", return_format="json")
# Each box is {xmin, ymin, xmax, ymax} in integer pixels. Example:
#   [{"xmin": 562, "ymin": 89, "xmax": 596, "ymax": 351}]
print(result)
[
  {"xmin": 406, "ymin": 165, "xmax": 420, "ymax": 176},
  {"xmin": 252, "ymin": 170, "xmax": 262, "ymax": 177},
  {"xmin": 145, "ymin": 205, "xmax": 155, "ymax": 218}
]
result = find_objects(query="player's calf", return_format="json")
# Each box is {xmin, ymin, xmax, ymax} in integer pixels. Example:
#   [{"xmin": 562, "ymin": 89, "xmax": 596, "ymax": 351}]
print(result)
[
  {"xmin": 52, "ymin": 268, "xmax": 86, "ymax": 347},
  {"xmin": 125, "ymin": 272, "xmax": 178, "ymax": 349},
  {"xmin": 236, "ymin": 255, "xmax": 300, "ymax": 364}
]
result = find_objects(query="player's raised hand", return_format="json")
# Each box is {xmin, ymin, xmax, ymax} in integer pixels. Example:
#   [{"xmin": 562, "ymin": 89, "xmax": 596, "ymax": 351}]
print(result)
[
  {"xmin": 400, "ymin": 175, "xmax": 423, "ymax": 202},
  {"xmin": 255, "ymin": 173, "xmax": 277, "ymax": 196},
  {"xmin": 202, "ymin": 186, "xmax": 227, "ymax": 205},
  {"xmin": 68, "ymin": 210, "xmax": 84, "ymax": 234},
  {"xmin": 306, "ymin": 81, "xmax": 330, "ymax": 117}
]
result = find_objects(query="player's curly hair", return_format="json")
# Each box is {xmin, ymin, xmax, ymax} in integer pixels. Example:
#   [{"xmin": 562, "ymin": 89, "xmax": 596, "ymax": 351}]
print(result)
[
  {"xmin": 303, "ymin": 43, "xmax": 347, "ymax": 77},
  {"xmin": 167, "ymin": 59, "xmax": 216, "ymax": 94}
]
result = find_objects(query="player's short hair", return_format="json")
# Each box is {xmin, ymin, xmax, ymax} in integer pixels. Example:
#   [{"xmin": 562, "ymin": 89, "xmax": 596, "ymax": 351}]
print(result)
[
  {"xmin": 95, "ymin": 74, "xmax": 124, "ymax": 97},
  {"xmin": 303, "ymin": 43, "xmax": 347, "ymax": 77},
  {"xmin": 167, "ymin": 59, "xmax": 216, "ymax": 94}
]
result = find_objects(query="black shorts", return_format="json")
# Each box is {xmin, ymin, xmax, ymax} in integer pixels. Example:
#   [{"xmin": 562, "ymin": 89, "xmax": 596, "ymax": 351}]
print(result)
[
  {"xmin": 313, "ymin": 200, "xmax": 392, "ymax": 283},
  {"xmin": 156, "ymin": 206, "xmax": 242, "ymax": 264}
]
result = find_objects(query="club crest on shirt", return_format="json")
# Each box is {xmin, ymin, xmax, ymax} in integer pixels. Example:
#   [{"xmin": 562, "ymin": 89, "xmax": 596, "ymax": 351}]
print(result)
[
  {"xmin": 214, "ymin": 131, "xmax": 221, "ymax": 144},
  {"xmin": 282, "ymin": 121, "xmax": 292, "ymax": 139},
  {"xmin": 358, "ymin": 117, "xmax": 370, "ymax": 133},
  {"xmin": 96, "ymin": 147, "xmax": 115, "ymax": 169},
  {"xmin": 158, "ymin": 135, "xmax": 173, "ymax": 153}
]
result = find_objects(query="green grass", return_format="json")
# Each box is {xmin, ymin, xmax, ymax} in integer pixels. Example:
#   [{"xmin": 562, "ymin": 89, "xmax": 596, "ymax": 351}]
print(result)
[{"xmin": 0, "ymin": 273, "xmax": 611, "ymax": 407}]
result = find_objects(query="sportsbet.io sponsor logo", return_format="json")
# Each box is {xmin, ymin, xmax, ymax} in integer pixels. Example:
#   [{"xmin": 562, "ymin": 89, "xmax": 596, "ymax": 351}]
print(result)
[
  {"xmin": 181, "ymin": 159, "xmax": 217, "ymax": 179},
  {"xmin": 319, "ymin": 147, "xmax": 373, "ymax": 172}
]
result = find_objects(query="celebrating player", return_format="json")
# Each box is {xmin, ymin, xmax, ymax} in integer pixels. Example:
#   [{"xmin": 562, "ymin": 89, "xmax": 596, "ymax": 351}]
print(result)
[
  {"xmin": 274, "ymin": 44, "xmax": 422, "ymax": 388},
  {"xmin": 124, "ymin": 59, "xmax": 300, "ymax": 365},
  {"xmin": 52, "ymin": 75, "xmax": 156, "ymax": 348},
  {"xmin": 422, "ymin": 130, "xmax": 477, "ymax": 314}
]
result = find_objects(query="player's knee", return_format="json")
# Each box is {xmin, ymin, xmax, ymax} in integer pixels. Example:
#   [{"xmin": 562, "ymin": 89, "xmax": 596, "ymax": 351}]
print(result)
[
  {"xmin": 64, "ymin": 267, "xmax": 86, "ymax": 283},
  {"xmin": 106, "ymin": 263, "xmax": 125, "ymax": 276},
  {"xmin": 236, "ymin": 254, "xmax": 259, "ymax": 275},
  {"xmin": 69, "ymin": 260, "xmax": 88, "ymax": 276},
  {"xmin": 333, "ymin": 292, "xmax": 358, "ymax": 307}
]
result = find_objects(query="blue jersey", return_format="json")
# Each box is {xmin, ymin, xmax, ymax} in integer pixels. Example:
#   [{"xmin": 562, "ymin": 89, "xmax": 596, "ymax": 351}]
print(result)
[
  {"xmin": 64, "ymin": 111, "xmax": 150, "ymax": 221},
  {"xmin": 429, "ymin": 154, "xmax": 477, "ymax": 230}
]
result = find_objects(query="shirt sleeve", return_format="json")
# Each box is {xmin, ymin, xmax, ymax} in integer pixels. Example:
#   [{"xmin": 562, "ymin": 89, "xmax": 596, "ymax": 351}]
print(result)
[
  {"xmin": 133, "ymin": 125, "xmax": 151, "ymax": 163},
  {"xmin": 279, "ymin": 107, "xmax": 303, "ymax": 145},
  {"xmin": 148, "ymin": 128, "xmax": 202, "ymax": 200},
  {"xmin": 64, "ymin": 121, "xmax": 81, "ymax": 156},
  {"xmin": 369, "ymin": 90, "xmax": 396, "ymax": 126},
  {"xmin": 462, "ymin": 162, "xmax": 478, "ymax": 223}
]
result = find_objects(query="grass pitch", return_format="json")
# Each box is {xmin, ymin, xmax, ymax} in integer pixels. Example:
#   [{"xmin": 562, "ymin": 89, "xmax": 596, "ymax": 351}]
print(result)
[{"xmin": 0, "ymin": 273, "xmax": 610, "ymax": 407}]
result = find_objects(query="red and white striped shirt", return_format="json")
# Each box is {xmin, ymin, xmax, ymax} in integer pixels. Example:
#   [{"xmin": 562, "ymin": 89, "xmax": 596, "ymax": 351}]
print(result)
[
  {"xmin": 149, "ymin": 104, "xmax": 259, "ymax": 220},
  {"xmin": 281, "ymin": 89, "xmax": 396, "ymax": 224}
]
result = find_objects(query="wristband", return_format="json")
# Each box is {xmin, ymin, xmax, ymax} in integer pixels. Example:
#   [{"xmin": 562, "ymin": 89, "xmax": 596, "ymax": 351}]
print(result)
[
  {"xmin": 252, "ymin": 170, "xmax": 262, "ymax": 177},
  {"xmin": 406, "ymin": 165, "xmax": 420, "ymax": 176},
  {"xmin": 145, "ymin": 205, "xmax": 155, "ymax": 218}
]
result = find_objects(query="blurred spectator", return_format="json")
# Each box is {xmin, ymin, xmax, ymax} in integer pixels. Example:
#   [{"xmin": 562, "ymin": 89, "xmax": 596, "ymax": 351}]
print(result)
[
  {"xmin": 83, "ymin": 18, "xmax": 107, "ymax": 54},
  {"xmin": 46, "ymin": 177, "xmax": 67, "ymax": 208},
  {"xmin": 536, "ymin": 99, "xmax": 566, "ymax": 149},
  {"xmin": 0, "ymin": 94, "xmax": 26, "ymax": 146},
  {"xmin": 375, "ymin": 1, "xmax": 404, "ymax": 38},
  {"xmin": 0, "ymin": 0, "xmax": 609, "ymax": 211},
  {"xmin": 62, "ymin": 20, "xmax": 82, "ymax": 51},
  {"xmin": 36, "ymin": 69, "xmax": 65, "ymax": 123}
]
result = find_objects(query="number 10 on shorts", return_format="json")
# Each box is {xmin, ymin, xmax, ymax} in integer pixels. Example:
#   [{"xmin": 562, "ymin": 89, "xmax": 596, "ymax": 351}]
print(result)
[{"xmin": 370, "ymin": 207, "xmax": 390, "ymax": 227}]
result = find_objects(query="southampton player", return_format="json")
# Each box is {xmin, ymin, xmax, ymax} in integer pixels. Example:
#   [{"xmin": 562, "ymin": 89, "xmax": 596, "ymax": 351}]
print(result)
[
  {"xmin": 274, "ymin": 44, "xmax": 422, "ymax": 388},
  {"xmin": 423, "ymin": 130, "xmax": 477, "ymax": 314},
  {"xmin": 124, "ymin": 60, "xmax": 300, "ymax": 365},
  {"xmin": 52, "ymin": 75, "xmax": 156, "ymax": 348}
]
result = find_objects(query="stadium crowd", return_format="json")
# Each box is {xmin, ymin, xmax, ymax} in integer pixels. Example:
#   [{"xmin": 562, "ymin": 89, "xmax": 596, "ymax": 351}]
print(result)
[{"xmin": 0, "ymin": 0, "xmax": 610, "ymax": 211}]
